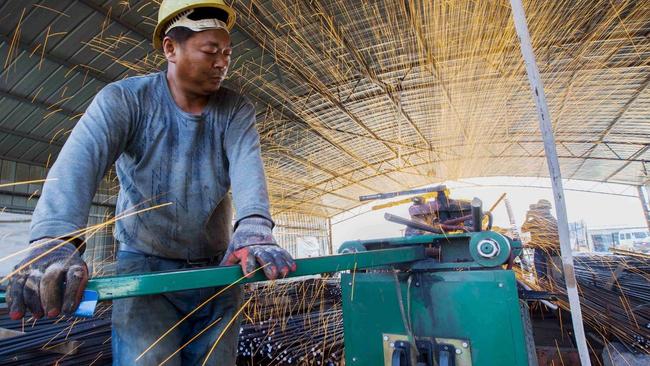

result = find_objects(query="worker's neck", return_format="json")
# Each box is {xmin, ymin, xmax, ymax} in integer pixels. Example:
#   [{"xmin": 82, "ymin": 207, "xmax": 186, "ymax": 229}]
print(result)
[{"xmin": 166, "ymin": 70, "xmax": 210, "ymax": 115}]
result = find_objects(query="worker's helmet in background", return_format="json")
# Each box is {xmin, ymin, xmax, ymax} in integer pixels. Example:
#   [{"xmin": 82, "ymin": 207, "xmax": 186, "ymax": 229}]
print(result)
[
  {"xmin": 153, "ymin": 0, "xmax": 236, "ymax": 50},
  {"xmin": 528, "ymin": 199, "xmax": 552, "ymax": 212}
]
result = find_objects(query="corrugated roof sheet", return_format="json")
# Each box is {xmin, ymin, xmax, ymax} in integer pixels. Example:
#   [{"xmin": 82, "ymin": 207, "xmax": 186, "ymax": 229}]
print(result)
[{"xmin": 0, "ymin": 0, "xmax": 648, "ymax": 218}]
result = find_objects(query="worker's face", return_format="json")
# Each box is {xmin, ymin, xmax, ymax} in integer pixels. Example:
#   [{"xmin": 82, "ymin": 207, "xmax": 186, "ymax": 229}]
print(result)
[{"xmin": 164, "ymin": 29, "xmax": 232, "ymax": 95}]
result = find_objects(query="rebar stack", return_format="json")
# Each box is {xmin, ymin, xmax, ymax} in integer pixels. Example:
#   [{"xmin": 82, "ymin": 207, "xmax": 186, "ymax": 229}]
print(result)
[
  {"xmin": 530, "ymin": 253, "xmax": 650, "ymax": 353},
  {"xmin": 237, "ymin": 278, "xmax": 344, "ymax": 365},
  {"xmin": 0, "ymin": 307, "xmax": 112, "ymax": 365}
]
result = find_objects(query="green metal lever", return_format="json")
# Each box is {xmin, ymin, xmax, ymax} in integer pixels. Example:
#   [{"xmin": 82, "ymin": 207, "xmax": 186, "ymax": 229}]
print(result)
[{"xmin": 0, "ymin": 246, "xmax": 424, "ymax": 303}]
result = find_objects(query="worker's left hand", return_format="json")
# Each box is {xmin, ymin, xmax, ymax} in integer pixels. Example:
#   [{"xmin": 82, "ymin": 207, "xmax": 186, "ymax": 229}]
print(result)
[{"xmin": 221, "ymin": 217, "xmax": 296, "ymax": 280}]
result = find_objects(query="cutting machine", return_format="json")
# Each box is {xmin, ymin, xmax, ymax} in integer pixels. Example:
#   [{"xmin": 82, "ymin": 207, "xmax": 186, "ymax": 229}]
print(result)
[{"xmin": 0, "ymin": 187, "xmax": 533, "ymax": 366}]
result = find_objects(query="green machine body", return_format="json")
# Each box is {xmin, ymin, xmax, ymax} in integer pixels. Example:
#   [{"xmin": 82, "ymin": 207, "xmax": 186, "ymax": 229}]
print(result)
[{"xmin": 338, "ymin": 232, "xmax": 530, "ymax": 366}]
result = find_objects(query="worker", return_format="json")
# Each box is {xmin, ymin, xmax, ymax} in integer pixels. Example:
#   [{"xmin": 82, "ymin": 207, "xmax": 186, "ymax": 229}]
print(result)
[
  {"xmin": 5, "ymin": 1, "xmax": 296, "ymax": 364},
  {"xmin": 521, "ymin": 199, "xmax": 561, "ymax": 282}
]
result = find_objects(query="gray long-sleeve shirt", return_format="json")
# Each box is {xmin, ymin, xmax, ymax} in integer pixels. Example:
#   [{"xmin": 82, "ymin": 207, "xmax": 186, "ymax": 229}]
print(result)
[{"xmin": 30, "ymin": 71, "xmax": 272, "ymax": 260}]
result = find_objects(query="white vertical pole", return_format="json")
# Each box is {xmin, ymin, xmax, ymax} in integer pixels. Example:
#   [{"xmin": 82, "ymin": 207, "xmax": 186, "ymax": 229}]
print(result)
[
  {"xmin": 508, "ymin": 1, "xmax": 592, "ymax": 365},
  {"xmin": 639, "ymin": 185, "xmax": 650, "ymax": 232},
  {"xmin": 327, "ymin": 218, "xmax": 334, "ymax": 255},
  {"xmin": 504, "ymin": 197, "xmax": 520, "ymax": 240}
]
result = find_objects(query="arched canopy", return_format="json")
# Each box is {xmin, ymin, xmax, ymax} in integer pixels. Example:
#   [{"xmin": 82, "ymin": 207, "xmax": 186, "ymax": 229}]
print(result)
[{"xmin": 0, "ymin": 0, "xmax": 647, "ymax": 218}]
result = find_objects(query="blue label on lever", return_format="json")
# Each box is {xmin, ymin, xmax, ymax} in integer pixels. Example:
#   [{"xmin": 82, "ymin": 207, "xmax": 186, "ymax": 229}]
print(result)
[{"xmin": 74, "ymin": 290, "xmax": 99, "ymax": 318}]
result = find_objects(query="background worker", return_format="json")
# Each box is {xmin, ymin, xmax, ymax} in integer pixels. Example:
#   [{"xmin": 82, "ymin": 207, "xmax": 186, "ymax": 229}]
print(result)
[
  {"xmin": 5, "ymin": 0, "xmax": 296, "ymax": 364},
  {"xmin": 521, "ymin": 199, "xmax": 561, "ymax": 282}
]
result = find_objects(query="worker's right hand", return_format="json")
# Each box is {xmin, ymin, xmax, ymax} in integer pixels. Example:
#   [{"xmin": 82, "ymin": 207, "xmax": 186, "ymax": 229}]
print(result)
[{"xmin": 6, "ymin": 238, "xmax": 88, "ymax": 320}]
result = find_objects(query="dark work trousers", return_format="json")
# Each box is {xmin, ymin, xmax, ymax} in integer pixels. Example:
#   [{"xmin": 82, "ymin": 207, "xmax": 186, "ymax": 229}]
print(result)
[{"xmin": 111, "ymin": 251, "xmax": 243, "ymax": 365}]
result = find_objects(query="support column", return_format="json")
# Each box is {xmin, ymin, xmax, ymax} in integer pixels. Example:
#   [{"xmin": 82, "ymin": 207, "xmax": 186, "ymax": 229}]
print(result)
[
  {"xmin": 327, "ymin": 218, "xmax": 334, "ymax": 255},
  {"xmin": 639, "ymin": 184, "xmax": 650, "ymax": 232},
  {"xmin": 508, "ymin": 1, "xmax": 591, "ymax": 364}
]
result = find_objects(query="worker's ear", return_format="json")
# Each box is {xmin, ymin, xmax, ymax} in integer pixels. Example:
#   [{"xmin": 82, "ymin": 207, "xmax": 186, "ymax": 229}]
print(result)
[{"xmin": 162, "ymin": 36, "xmax": 178, "ymax": 63}]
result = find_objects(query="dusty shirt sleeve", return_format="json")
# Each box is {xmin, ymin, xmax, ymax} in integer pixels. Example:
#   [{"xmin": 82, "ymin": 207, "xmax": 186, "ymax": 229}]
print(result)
[
  {"xmin": 29, "ymin": 84, "xmax": 132, "ymax": 242},
  {"xmin": 224, "ymin": 98, "xmax": 272, "ymax": 225}
]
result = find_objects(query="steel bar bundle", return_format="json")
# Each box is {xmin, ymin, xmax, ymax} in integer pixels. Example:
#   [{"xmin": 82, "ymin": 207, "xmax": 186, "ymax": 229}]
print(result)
[
  {"xmin": 0, "ymin": 306, "xmax": 112, "ymax": 365},
  {"xmin": 529, "ymin": 253, "xmax": 650, "ymax": 354},
  {"xmin": 237, "ymin": 278, "xmax": 343, "ymax": 365}
]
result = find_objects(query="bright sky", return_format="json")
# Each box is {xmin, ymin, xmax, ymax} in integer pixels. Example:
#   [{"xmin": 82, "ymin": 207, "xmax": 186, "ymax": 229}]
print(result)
[{"xmin": 331, "ymin": 177, "xmax": 648, "ymax": 251}]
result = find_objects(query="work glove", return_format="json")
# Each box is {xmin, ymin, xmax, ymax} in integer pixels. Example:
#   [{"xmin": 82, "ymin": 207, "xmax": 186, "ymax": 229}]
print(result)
[
  {"xmin": 220, "ymin": 217, "xmax": 296, "ymax": 280},
  {"xmin": 6, "ymin": 238, "xmax": 88, "ymax": 320}
]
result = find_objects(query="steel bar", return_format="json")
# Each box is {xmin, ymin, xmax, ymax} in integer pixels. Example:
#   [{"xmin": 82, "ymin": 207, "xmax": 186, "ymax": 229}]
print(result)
[
  {"xmin": 359, "ymin": 185, "xmax": 446, "ymax": 201},
  {"xmin": 0, "ymin": 246, "xmax": 424, "ymax": 303},
  {"xmin": 384, "ymin": 213, "xmax": 442, "ymax": 234},
  {"xmin": 509, "ymin": 1, "xmax": 592, "ymax": 364},
  {"xmin": 383, "ymin": 213, "xmax": 467, "ymax": 233}
]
